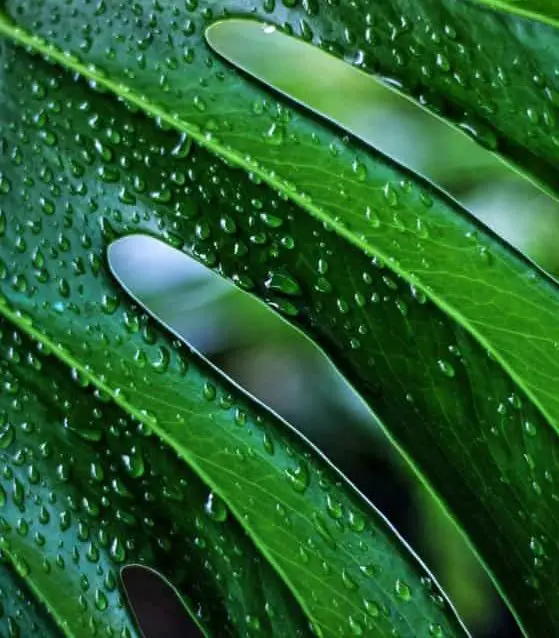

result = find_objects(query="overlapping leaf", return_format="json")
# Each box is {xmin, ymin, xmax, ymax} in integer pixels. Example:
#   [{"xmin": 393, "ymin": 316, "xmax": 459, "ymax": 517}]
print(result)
[
  {"xmin": 0, "ymin": 315, "xmax": 312, "ymax": 638},
  {"xmin": 0, "ymin": 0, "xmax": 558, "ymax": 635},
  {"xmin": 0, "ymin": 40, "xmax": 467, "ymax": 638}
]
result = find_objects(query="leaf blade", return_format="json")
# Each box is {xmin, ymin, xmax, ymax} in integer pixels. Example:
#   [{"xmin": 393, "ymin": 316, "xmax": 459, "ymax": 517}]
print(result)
[
  {"xmin": 0, "ymin": 39, "xmax": 467, "ymax": 638},
  {"xmin": 1, "ymin": 0, "xmax": 559, "ymax": 633}
]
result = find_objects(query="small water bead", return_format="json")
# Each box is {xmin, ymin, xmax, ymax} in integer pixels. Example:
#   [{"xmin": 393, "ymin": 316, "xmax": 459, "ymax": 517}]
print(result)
[
  {"xmin": 359, "ymin": 564, "xmax": 378, "ymax": 578},
  {"xmin": 285, "ymin": 462, "xmax": 309, "ymax": 493},
  {"xmin": 348, "ymin": 615, "xmax": 363, "ymax": 636},
  {"xmin": 458, "ymin": 118, "xmax": 498, "ymax": 151},
  {"xmin": 383, "ymin": 183, "xmax": 399, "ymax": 207},
  {"xmin": 341, "ymin": 568, "xmax": 358, "ymax": 591},
  {"xmin": 27, "ymin": 464, "xmax": 40, "ymax": 484},
  {"xmin": 259, "ymin": 212, "xmax": 283, "ymax": 228},
  {"xmin": 219, "ymin": 393, "xmax": 234, "ymax": 410},
  {"xmin": 435, "ymin": 53, "xmax": 450, "ymax": 72},
  {"xmin": 508, "ymin": 393, "xmax": 523, "ymax": 410},
  {"xmin": 245, "ymin": 615, "xmax": 261, "ymax": 631},
  {"xmin": 0, "ymin": 422, "xmax": 15, "ymax": 449},
  {"xmin": 204, "ymin": 491, "xmax": 228, "ymax": 523},
  {"xmin": 394, "ymin": 579, "xmax": 412, "ymax": 601},
  {"xmin": 524, "ymin": 420, "xmax": 537, "ymax": 437},
  {"xmin": 94, "ymin": 589, "xmax": 108, "ymax": 612},
  {"xmin": 314, "ymin": 277, "xmax": 332, "ymax": 293},
  {"xmin": 348, "ymin": 510, "xmax": 365, "ymax": 532},
  {"xmin": 523, "ymin": 453, "xmax": 536, "ymax": 472},
  {"xmin": 11, "ymin": 478, "xmax": 24, "ymax": 507},
  {"xmin": 89, "ymin": 462, "xmax": 104, "ymax": 483},
  {"xmin": 121, "ymin": 446, "xmax": 145, "ymax": 478},
  {"xmin": 298, "ymin": 545, "xmax": 310, "ymax": 564},
  {"xmin": 395, "ymin": 298, "xmax": 407, "ymax": 316},
  {"xmin": 363, "ymin": 599, "xmax": 380, "ymax": 617},
  {"xmin": 86, "ymin": 543, "xmax": 100, "ymax": 563},
  {"xmin": 265, "ymin": 122, "xmax": 285, "ymax": 146},
  {"xmin": 203, "ymin": 382, "xmax": 216, "ymax": 401},
  {"xmin": 16, "ymin": 518, "xmax": 28, "ymax": 537},
  {"xmin": 261, "ymin": 431, "xmax": 274, "ymax": 460},
  {"xmin": 110, "ymin": 537, "xmax": 126, "ymax": 563},
  {"xmin": 437, "ymin": 359, "xmax": 455, "ymax": 378},
  {"xmin": 365, "ymin": 206, "xmax": 380, "ymax": 228},
  {"xmin": 529, "ymin": 536, "xmax": 545, "ymax": 557},
  {"xmin": 151, "ymin": 346, "xmax": 170, "ymax": 373},
  {"xmin": 325, "ymin": 494, "xmax": 343, "ymax": 520},
  {"xmin": 268, "ymin": 298, "xmax": 299, "ymax": 316},
  {"xmin": 349, "ymin": 338, "xmax": 361, "ymax": 350},
  {"xmin": 381, "ymin": 275, "xmax": 398, "ymax": 291},
  {"xmin": 264, "ymin": 271, "xmax": 301, "ymax": 296},
  {"xmin": 351, "ymin": 159, "xmax": 367, "ymax": 181},
  {"xmin": 233, "ymin": 408, "xmax": 247, "ymax": 427}
]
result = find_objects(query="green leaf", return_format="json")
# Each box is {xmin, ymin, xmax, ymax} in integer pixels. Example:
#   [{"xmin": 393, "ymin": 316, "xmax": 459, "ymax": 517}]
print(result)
[
  {"xmin": 3, "ymin": 0, "xmax": 559, "ymax": 200},
  {"xmin": 465, "ymin": 0, "xmax": 559, "ymax": 27},
  {"xmin": 0, "ymin": 318, "xmax": 311, "ymax": 637},
  {"xmin": 0, "ymin": 39, "xmax": 467, "ymax": 638},
  {"xmin": 0, "ymin": 555, "xmax": 63, "ymax": 637},
  {"xmin": 0, "ymin": 0, "xmax": 558, "ymax": 635}
]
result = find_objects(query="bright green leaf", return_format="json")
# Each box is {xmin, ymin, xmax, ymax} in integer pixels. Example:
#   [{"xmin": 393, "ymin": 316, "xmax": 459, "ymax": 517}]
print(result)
[{"xmin": 0, "ymin": 318, "xmax": 312, "ymax": 637}]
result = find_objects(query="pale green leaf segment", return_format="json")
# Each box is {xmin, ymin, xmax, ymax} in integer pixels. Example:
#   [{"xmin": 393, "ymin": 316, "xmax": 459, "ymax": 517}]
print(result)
[
  {"xmin": 0, "ymin": 34, "xmax": 468, "ymax": 638},
  {"xmin": 0, "ymin": 0, "xmax": 558, "ymax": 635}
]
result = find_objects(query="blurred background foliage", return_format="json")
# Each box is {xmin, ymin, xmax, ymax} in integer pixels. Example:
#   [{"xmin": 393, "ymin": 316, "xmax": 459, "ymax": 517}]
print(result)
[{"xmin": 111, "ymin": 33, "xmax": 559, "ymax": 637}]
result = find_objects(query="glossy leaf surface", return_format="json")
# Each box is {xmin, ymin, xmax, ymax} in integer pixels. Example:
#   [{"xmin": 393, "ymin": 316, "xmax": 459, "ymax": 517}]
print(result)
[
  {"xmin": 0, "ymin": 0, "xmax": 558, "ymax": 635},
  {"xmin": 1, "ymin": 0, "xmax": 559, "ymax": 431},
  {"xmin": 0, "ymin": 557, "xmax": 62, "ymax": 637},
  {"xmin": 0, "ymin": 317, "xmax": 313, "ymax": 638},
  {"xmin": 0, "ymin": 40, "xmax": 466, "ymax": 638}
]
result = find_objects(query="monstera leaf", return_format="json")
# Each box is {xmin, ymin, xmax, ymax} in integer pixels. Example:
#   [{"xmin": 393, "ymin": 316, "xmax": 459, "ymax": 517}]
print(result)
[{"xmin": 0, "ymin": 0, "xmax": 557, "ymax": 636}]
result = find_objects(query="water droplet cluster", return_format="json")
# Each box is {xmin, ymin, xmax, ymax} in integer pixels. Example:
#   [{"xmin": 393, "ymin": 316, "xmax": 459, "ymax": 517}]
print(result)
[
  {"xmin": 0, "ymin": 40, "xmax": 472, "ymax": 634},
  {"xmin": 0, "ymin": 1, "xmax": 557, "ymax": 633},
  {"xmin": 0, "ymin": 321, "xmax": 313, "ymax": 636}
]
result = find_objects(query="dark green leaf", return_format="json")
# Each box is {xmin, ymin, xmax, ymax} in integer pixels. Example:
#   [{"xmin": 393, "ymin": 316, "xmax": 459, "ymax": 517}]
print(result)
[
  {"xmin": 465, "ymin": 0, "xmax": 559, "ymax": 26},
  {"xmin": 0, "ymin": 0, "xmax": 558, "ymax": 635},
  {"xmin": 0, "ymin": 318, "xmax": 311, "ymax": 637},
  {"xmin": 0, "ymin": 39, "xmax": 466, "ymax": 638},
  {"xmin": 0, "ymin": 556, "xmax": 63, "ymax": 637}
]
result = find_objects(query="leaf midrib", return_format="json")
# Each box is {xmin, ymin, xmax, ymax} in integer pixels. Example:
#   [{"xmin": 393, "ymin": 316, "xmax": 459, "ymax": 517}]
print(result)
[
  {"xmin": 0, "ymin": 12, "xmax": 556, "ymax": 454},
  {"xmin": 0, "ymin": 298, "xmax": 399, "ymax": 638},
  {"xmin": 0, "ymin": 546, "xmax": 78, "ymax": 638},
  {"xmin": 466, "ymin": 0, "xmax": 559, "ymax": 29}
]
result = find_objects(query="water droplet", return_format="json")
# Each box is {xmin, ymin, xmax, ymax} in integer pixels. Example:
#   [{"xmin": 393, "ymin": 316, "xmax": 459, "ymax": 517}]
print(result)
[
  {"xmin": 204, "ymin": 492, "xmax": 228, "ymax": 522},
  {"xmin": 363, "ymin": 599, "xmax": 380, "ymax": 617},
  {"xmin": 348, "ymin": 615, "xmax": 363, "ymax": 635},
  {"xmin": 285, "ymin": 462, "xmax": 309, "ymax": 493},
  {"xmin": 524, "ymin": 421, "xmax": 537, "ymax": 437},
  {"xmin": 0, "ymin": 422, "xmax": 15, "ymax": 448},
  {"xmin": 437, "ymin": 359, "xmax": 455, "ymax": 378},
  {"xmin": 395, "ymin": 578, "xmax": 412, "ymax": 601},
  {"xmin": 342, "ymin": 568, "xmax": 358, "ymax": 591},
  {"xmin": 265, "ymin": 271, "xmax": 302, "ymax": 296}
]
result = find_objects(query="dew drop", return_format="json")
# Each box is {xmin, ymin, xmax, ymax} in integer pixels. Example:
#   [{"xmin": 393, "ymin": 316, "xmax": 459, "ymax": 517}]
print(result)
[
  {"xmin": 285, "ymin": 462, "xmax": 310, "ymax": 493},
  {"xmin": 204, "ymin": 492, "xmax": 228, "ymax": 523},
  {"xmin": 437, "ymin": 359, "xmax": 455, "ymax": 378},
  {"xmin": 395, "ymin": 578, "xmax": 412, "ymax": 601},
  {"xmin": 264, "ymin": 271, "xmax": 302, "ymax": 296}
]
